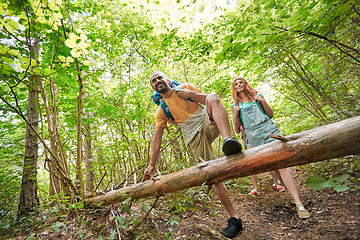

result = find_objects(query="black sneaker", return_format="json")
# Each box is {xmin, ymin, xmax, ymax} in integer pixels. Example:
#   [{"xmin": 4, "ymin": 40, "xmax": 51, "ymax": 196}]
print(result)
[
  {"xmin": 222, "ymin": 138, "xmax": 242, "ymax": 156},
  {"xmin": 221, "ymin": 217, "xmax": 243, "ymax": 238}
]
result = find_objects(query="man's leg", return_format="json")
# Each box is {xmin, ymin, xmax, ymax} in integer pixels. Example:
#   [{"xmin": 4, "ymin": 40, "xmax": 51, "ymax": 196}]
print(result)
[
  {"xmin": 188, "ymin": 118, "xmax": 242, "ymax": 238},
  {"xmin": 214, "ymin": 182, "xmax": 243, "ymax": 238},
  {"xmin": 213, "ymin": 182, "xmax": 238, "ymax": 218},
  {"xmin": 205, "ymin": 93, "xmax": 242, "ymax": 156},
  {"xmin": 205, "ymin": 93, "xmax": 232, "ymax": 139}
]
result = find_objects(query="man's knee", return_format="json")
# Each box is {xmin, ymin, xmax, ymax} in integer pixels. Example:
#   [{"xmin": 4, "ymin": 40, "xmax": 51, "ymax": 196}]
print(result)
[
  {"xmin": 213, "ymin": 181, "xmax": 226, "ymax": 189},
  {"xmin": 206, "ymin": 92, "xmax": 221, "ymax": 105}
]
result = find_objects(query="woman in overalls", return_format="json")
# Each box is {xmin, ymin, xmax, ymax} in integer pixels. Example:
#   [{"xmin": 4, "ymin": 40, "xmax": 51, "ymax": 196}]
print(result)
[{"xmin": 230, "ymin": 77, "xmax": 310, "ymax": 219}]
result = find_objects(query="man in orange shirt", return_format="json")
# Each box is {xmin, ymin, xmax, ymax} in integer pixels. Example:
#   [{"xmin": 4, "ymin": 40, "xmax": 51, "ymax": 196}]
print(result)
[{"xmin": 142, "ymin": 71, "xmax": 243, "ymax": 238}]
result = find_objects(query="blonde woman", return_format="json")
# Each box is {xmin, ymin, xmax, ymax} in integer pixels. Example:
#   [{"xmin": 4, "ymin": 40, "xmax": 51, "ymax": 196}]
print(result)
[{"xmin": 230, "ymin": 77, "xmax": 310, "ymax": 219}]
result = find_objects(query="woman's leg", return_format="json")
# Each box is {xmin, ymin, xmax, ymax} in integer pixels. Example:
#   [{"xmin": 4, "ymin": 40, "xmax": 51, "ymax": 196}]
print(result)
[
  {"xmin": 251, "ymin": 175, "xmax": 258, "ymax": 190},
  {"xmin": 270, "ymin": 170, "xmax": 282, "ymax": 185},
  {"xmin": 271, "ymin": 170, "xmax": 285, "ymax": 192},
  {"xmin": 278, "ymin": 168, "xmax": 303, "ymax": 206},
  {"xmin": 277, "ymin": 168, "xmax": 310, "ymax": 218}
]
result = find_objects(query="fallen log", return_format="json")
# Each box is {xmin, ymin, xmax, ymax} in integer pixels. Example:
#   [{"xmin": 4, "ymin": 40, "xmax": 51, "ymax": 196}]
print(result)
[
  {"xmin": 85, "ymin": 116, "xmax": 360, "ymax": 207},
  {"xmin": 195, "ymin": 224, "xmax": 229, "ymax": 240}
]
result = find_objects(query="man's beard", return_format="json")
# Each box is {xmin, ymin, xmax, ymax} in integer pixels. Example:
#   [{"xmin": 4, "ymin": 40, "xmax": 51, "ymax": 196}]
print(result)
[{"xmin": 155, "ymin": 82, "xmax": 170, "ymax": 93}]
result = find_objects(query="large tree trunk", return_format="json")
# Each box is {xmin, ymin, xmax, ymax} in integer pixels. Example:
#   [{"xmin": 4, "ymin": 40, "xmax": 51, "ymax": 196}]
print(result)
[
  {"xmin": 84, "ymin": 111, "xmax": 94, "ymax": 193},
  {"xmin": 75, "ymin": 59, "xmax": 85, "ymax": 199},
  {"xmin": 17, "ymin": 36, "xmax": 40, "ymax": 217},
  {"xmin": 85, "ymin": 116, "xmax": 360, "ymax": 207}
]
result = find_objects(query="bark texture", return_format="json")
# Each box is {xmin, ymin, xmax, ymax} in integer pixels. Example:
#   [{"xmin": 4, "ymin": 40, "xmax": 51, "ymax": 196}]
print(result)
[
  {"xmin": 85, "ymin": 116, "xmax": 360, "ymax": 207},
  {"xmin": 17, "ymin": 75, "xmax": 40, "ymax": 217},
  {"xmin": 85, "ymin": 111, "xmax": 94, "ymax": 192},
  {"xmin": 17, "ymin": 36, "xmax": 40, "ymax": 217}
]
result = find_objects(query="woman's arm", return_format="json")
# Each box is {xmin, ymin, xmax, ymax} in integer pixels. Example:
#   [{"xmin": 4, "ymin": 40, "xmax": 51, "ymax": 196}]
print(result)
[{"xmin": 231, "ymin": 105, "xmax": 242, "ymax": 134}]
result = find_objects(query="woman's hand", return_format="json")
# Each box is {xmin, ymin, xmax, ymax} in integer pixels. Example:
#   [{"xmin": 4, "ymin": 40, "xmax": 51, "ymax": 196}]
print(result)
[
  {"xmin": 233, "ymin": 105, "xmax": 240, "ymax": 112},
  {"xmin": 254, "ymin": 94, "xmax": 265, "ymax": 102}
]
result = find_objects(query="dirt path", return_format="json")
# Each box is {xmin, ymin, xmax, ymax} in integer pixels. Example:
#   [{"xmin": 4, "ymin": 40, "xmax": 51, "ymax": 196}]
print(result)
[
  {"xmin": 156, "ymin": 171, "xmax": 360, "ymax": 240},
  {"xmin": 10, "ymin": 171, "xmax": 360, "ymax": 240}
]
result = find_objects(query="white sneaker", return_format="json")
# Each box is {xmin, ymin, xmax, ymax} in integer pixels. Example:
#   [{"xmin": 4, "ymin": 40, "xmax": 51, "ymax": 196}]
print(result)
[{"xmin": 296, "ymin": 205, "xmax": 310, "ymax": 219}]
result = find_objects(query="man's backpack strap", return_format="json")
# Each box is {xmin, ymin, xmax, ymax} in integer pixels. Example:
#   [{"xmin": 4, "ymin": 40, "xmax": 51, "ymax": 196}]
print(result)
[
  {"xmin": 159, "ymin": 98, "xmax": 175, "ymax": 121},
  {"xmin": 152, "ymin": 80, "xmax": 196, "ymax": 122}
]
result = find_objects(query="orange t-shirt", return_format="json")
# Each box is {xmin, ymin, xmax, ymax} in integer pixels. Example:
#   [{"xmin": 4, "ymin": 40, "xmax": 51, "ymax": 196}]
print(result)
[{"xmin": 155, "ymin": 83, "xmax": 204, "ymax": 128}]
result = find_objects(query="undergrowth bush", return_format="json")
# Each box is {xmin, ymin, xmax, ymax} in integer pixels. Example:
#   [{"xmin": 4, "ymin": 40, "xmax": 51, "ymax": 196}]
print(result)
[{"xmin": 305, "ymin": 155, "xmax": 360, "ymax": 193}]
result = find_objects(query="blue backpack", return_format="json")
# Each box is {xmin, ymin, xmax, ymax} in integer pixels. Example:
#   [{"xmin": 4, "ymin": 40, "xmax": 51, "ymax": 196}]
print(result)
[{"xmin": 151, "ymin": 79, "xmax": 194, "ymax": 121}]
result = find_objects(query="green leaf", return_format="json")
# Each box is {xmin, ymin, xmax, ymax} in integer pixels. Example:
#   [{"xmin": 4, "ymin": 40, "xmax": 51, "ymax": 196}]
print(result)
[
  {"xmin": 43, "ymin": 68, "xmax": 55, "ymax": 76},
  {"xmin": 25, "ymin": 234, "xmax": 36, "ymax": 240},
  {"xmin": 1, "ymin": 224, "xmax": 10, "ymax": 230},
  {"xmin": 9, "ymin": 49, "xmax": 21, "ymax": 57},
  {"xmin": 109, "ymin": 229, "xmax": 116, "ymax": 240},
  {"xmin": 51, "ymin": 222, "xmax": 68, "ymax": 233},
  {"xmin": 115, "ymin": 216, "xmax": 128, "ymax": 228},
  {"xmin": 6, "ymin": 19, "xmax": 19, "ymax": 33},
  {"xmin": 332, "ymin": 185, "xmax": 350, "ymax": 192},
  {"xmin": 306, "ymin": 175, "xmax": 327, "ymax": 190},
  {"xmin": 123, "ymin": 204, "xmax": 131, "ymax": 215},
  {"xmin": 309, "ymin": 0, "xmax": 318, "ymax": 9},
  {"xmin": 265, "ymin": 0, "xmax": 276, "ymax": 10},
  {"xmin": 98, "ymin": 106, "xmax": 115, "ymax": 114},
  {"xmin": 135, "ymin": 234, "xmax": 147, "ymax": 240},
  {"xmin": 78, "ymin": 215, "xmax": 84, "ymax": 228},
  {"xmin": 331, "ymin": 174, "xmax": 350, "ymax": 183}
]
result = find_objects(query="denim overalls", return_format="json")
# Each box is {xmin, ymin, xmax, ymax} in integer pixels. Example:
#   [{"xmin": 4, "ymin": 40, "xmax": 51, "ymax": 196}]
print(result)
[{"xmin": 240, "ymin": 102, "xmax": 281, "ymax": 148}]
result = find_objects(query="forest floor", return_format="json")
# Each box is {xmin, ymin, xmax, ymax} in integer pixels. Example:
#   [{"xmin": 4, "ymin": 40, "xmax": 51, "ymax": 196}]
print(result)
[{"xmin": 8, "ymin": 169, "xmax": 360, "ymax": 240}]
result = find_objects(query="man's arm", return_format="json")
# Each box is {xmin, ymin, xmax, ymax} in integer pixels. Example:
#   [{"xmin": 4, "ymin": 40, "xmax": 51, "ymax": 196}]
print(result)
[{"xmin": 142, "ymin": 126, "xmax": 164, "ymax": 181}]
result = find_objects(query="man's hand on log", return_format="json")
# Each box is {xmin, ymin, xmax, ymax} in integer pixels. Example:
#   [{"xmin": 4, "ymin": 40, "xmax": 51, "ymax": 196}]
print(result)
[{"xmin": 142, "ymin": 165, "xmax": 155, "ymax": 181}]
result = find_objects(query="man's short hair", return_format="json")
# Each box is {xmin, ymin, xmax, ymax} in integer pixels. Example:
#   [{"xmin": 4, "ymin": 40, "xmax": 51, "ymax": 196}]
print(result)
[{"xmin": 150, "ymin": 71, "xmax": 167, "ymax": 83}]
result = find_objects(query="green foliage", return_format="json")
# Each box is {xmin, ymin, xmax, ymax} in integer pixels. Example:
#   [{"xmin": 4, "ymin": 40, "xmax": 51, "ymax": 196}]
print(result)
[
  {"xmin": 304, "ymin": 156, "xmax": 360, "ymax": 193},
  {"xmin": 306, "ymin": 174, "xmax": 350, "ymax": 192},
  {"xmin": 226, "ymin": 177, "xmax": 253, "ymax": 195},
  {"xmin": 51, "ymin": 221, "xmax": 68, "ymax": 233},
  {"xmin": 203, "ymin": 75, "xmax": 232, "ymax": 99},
  {"xmin": 0, "ymin": 111, "xmax": 24, "ymax": 228},
  {"xmin": 211, "ymin": 0, "xmax": 359, "ymax": 131},
  {"xmin": 0, "ymin": 1, "xmax": 359, "ymax": 238},
  {"xmin": 165, "ymin": 227, "xmax": 174, "ymax": 240},
  {"xmin": 25, "ymin": 234, "xmax": 36, "ymax": 240}
]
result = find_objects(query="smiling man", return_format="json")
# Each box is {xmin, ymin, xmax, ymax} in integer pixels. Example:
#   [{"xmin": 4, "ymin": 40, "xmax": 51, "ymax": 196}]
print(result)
[{"xmin": 143, "ymin": 71, "xmax": 243, "ymax": 238}]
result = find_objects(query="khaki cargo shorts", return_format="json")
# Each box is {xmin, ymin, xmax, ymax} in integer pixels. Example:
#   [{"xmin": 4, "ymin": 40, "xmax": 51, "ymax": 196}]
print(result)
[{"xmin": 188, "ymin": 110, "xmax": 220, "ymax": 161}]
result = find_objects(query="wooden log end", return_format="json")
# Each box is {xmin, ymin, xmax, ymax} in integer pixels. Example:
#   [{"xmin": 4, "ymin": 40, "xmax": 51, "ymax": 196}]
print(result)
[{"xmin": 195, "ymin": 224, "xmax": 229, "ymax": 240}]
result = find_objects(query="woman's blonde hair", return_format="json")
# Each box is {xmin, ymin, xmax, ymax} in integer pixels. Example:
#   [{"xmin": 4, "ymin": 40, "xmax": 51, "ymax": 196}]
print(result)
[{"xmin": 231, "ymin": 77, "xmax": 257, "ymax": 104}]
